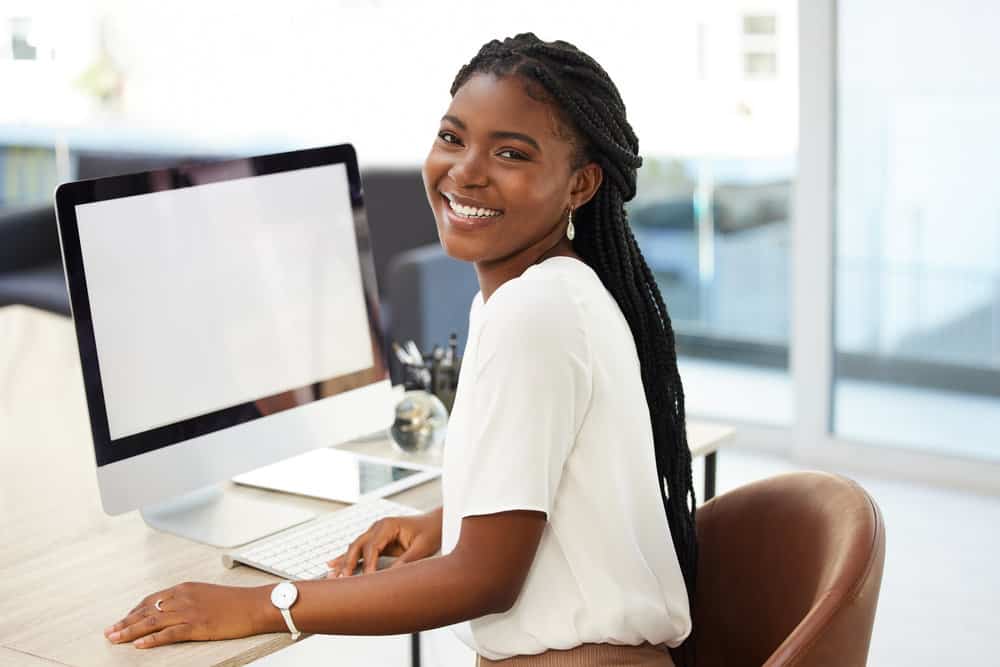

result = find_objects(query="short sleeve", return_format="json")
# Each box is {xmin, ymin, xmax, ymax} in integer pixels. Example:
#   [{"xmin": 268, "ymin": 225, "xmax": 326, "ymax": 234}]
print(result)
[{"xmin": 456, "ymin": 275, "xmax": 593, "ymax": 519}]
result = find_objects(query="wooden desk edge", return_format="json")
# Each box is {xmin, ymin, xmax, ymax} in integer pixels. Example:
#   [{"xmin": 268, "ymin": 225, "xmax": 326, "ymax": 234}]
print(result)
[{"xmin": 687, "ymin": 421, "xmax": 736, "ymax": 459}]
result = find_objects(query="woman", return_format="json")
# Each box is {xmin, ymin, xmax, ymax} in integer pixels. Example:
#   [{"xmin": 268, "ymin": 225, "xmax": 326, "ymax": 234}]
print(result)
[{"xmin": 104, "ymin": 33, "xmax": 698, "ymax": 666}]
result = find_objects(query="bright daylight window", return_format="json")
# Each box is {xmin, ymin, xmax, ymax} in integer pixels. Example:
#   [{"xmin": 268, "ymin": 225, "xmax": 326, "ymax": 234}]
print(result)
[{"xmin": 1, "ymin": 0, "xmax": 798, "ymax": 426}]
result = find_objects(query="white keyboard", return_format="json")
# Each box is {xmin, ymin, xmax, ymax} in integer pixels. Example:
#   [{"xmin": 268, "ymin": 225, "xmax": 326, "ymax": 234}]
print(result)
[{"xmin": 221, "ymin": 497, "xmax": 422, "ymax": 580}]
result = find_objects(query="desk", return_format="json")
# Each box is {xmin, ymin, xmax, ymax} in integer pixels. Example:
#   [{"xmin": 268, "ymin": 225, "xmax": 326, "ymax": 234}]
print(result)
[{"xmin": 0, "ymin": 305, "xmax": 733, "ymax": 667}]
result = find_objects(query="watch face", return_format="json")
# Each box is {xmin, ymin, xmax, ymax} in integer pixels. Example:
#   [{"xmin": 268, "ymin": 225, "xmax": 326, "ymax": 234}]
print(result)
[{"xmin": 271, "ymin": 581, "xmax": 298, "ymax": 609}]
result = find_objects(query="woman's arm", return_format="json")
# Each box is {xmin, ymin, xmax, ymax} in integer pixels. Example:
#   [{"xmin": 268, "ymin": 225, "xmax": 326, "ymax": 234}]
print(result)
[
  {"xmin": 263, "ymin": 509, "xmax": 545, "ymax": 634},
  {"xmin": 107, "ymin": 509, "xmax": 546, "ymax": 647}
]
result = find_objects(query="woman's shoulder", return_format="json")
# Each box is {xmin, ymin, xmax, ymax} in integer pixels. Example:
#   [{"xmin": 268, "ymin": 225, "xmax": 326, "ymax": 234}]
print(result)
[
  {"xmin": 469, "ymin": 258, "xmax": 600, "ymax": 370},
  {"xmin": 482, "ymin": 257, "xmax": 591, "ymax": 327}
]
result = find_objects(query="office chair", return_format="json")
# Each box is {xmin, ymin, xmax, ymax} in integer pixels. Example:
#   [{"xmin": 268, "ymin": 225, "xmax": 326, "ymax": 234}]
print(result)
[
  {"xmin": 689, "ymin": 471, "xmax": 885, "ymax": 666},
  {"xmin": 0, "ymin": 204, "xmax": 70, "ymax": 315},
  {"xmin": 384, "ymin": 242, "xmax": 479, "ymax": 380}
]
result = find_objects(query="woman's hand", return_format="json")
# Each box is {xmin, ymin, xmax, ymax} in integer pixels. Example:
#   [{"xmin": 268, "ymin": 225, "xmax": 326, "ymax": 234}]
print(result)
[
  {"xmin": 327, "ymin": 506, "xmax": 443, "ymax": 577},
  {"xmin": 104, "ymin": 582, "xmax": 271, "ymax": 649}
]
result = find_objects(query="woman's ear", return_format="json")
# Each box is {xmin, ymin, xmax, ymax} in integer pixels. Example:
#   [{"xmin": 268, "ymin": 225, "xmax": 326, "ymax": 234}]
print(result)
[{"xmin": 570, "ymin": 162, "xmax": 603, "ymax": 209}]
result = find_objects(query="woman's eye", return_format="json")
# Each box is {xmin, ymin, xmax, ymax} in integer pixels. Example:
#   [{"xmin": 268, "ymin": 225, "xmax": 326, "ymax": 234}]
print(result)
[
  {"xmin": 498, "ymin": 149, "xmax": 527, "ymax": 160},
  {"xmin": 438, "ymin": 131, "xmax": 460, "ymax": 144}
]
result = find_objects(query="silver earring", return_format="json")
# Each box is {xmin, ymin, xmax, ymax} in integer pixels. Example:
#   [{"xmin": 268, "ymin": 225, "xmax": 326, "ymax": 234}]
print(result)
[{"xmin": 566, "ymin": 208, "xmax": 575, "ymax": 241}]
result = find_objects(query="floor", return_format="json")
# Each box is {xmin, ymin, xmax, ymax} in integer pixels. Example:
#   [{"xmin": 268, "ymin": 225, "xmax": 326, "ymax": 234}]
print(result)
[{"xmin": 249, "ymin": 443, "xmax": 1000, "ymax": 666}]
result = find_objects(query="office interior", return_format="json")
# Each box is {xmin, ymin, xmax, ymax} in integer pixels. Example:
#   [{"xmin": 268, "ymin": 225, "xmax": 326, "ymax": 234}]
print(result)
[{"xmin": 1, "ymin": 1, "xmax": 998, "ymax": 665}]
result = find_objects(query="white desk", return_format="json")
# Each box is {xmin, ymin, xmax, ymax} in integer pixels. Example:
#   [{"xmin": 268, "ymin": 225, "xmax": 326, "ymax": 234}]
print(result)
[{"xmin": 0, "ymin": 305, "xmax": 733, "ymax": 666}]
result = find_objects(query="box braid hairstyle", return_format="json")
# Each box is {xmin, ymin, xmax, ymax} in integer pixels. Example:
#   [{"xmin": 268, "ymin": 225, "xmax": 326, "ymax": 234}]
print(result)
[{"xmin": 450, "ymin": 33, "xmax": 698, "ymax": 663}]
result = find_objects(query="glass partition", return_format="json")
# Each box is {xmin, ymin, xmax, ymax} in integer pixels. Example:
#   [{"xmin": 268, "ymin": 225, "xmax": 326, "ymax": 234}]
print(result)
[{"xmin": 835, "ymin": 0, "xmax": 1000, "ymax": 460}]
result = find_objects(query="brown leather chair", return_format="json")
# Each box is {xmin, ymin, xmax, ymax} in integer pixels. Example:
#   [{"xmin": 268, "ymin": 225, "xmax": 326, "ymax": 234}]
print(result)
[{"xmin": 691, "ymin": 471, "xmax": 885, "ymax": 666}]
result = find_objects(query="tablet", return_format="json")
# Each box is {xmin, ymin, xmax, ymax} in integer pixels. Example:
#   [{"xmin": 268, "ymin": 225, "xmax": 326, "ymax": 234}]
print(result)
[{"xmin": 233, "ymin": 448, "xmax": 440, "ymax": 504}]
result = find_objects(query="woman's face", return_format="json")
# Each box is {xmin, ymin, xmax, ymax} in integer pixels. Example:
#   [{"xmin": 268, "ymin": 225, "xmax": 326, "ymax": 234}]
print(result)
[{"xmin": 422, "ymin": 73, "xmax": 590, "ymax": 265}]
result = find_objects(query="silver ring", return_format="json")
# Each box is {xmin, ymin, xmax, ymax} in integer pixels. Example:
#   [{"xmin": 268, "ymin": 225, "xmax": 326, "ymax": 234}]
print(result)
[{"xmin": 154, "ymin": 598, "xmax": 164, "ymax": 612}]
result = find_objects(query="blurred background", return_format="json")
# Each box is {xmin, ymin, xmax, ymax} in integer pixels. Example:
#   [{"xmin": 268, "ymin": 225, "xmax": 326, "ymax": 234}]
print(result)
[
  {"xmin": 2, "ymin": 0, "xmax": 998, "ymax": 664},
  {"xmin": 6, "ymin": 0, "xmax": 1000, "ymax": 464}
]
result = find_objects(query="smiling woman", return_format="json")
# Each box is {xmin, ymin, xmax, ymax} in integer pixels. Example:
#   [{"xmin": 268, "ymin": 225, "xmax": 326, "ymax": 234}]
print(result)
[
  {"xmin": 105, "ymin": 32, "xmax": 697, "ymax": 667},
  {"xmin": 422, "ymin": 73, "xmax": 599, "ymax": 290}
]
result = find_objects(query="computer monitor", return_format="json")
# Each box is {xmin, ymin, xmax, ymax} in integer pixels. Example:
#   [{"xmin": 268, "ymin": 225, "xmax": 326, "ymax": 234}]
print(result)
[{"xmin": 54, "ymin": 144, "xmax": 395, "ymax": 547}]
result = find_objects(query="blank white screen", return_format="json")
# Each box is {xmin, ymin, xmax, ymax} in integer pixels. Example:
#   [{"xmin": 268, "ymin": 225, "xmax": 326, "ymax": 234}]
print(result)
[{"xmin": 76, "ymin": 163, "xmax": 374, "ymax": 440}]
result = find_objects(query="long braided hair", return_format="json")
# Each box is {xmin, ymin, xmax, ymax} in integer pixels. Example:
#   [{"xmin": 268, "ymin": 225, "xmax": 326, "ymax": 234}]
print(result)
[{"xmin": 451, "ymin": 33, "xmax": 698, "ymax": 663}]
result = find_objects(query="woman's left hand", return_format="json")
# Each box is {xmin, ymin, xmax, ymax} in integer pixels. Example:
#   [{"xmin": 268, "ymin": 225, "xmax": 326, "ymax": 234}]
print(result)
[{"xmin": 104, "ymin": 582, "xmax": 269, "ymax": 649}]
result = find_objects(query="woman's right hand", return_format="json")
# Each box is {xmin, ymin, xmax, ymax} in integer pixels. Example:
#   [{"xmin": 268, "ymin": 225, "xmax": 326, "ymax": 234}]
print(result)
[{"xmin": 326, "ymin": 506, "xmax": 443, "ymax": 577}]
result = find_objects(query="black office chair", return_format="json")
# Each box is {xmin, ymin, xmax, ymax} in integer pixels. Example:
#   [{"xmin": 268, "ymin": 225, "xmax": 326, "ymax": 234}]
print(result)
[
  {"xmin": 384, "ymin": 242, "xmax": 479, "ymax": 383},
  {"xmin": 0, "ymin": 204, "xmax": 70, "ymax": 316}
]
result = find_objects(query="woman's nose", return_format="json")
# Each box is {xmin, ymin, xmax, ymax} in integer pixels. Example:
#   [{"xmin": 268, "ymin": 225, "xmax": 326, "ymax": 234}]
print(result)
[{"xmin": 448, "ymin": 148, "xmax": 489, "ymax": 188}]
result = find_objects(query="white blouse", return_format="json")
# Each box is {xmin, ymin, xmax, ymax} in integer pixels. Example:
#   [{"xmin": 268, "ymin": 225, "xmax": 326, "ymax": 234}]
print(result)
[{"xmin": 439, "ymin": 255, "xmax": 691, "ymax": 661}]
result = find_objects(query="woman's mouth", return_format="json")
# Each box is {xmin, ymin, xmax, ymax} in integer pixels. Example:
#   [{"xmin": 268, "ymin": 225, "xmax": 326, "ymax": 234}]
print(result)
[{"xmin": 440, "ymin": 192, "xmax": 504, "ymax": 227}]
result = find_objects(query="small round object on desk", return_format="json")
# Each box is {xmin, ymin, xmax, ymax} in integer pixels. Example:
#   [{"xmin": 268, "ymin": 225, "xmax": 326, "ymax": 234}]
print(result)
[{"xmin": 389, "ymin": 390, "xmax": 448, "ymax": 454}]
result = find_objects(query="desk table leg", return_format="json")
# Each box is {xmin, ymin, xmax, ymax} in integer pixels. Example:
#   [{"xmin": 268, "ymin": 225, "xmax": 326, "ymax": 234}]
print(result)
[
  {"xmin": 704, "ymin": 452, "xmax": 717, "ymax": 501},
  {"xmin": 412, "ymin": 631, "xmax": 421, "ymax": 667}
]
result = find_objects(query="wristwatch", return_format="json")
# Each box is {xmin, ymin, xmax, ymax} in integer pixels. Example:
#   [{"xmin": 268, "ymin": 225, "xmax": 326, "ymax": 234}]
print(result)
[{"xmin": 270, "ymin": 581, "xmax": 301, "ymax": 640}]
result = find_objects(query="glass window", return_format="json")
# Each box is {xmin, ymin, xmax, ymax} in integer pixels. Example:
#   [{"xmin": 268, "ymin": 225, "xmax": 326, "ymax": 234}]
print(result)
[
  {"xmin": 629, "ymin": 2, "xmax": 797, "ymax": 426},
  {"xmin": 744, "ymin": 52, "xmax": 777, "ymax": 77},
  {"xmin": 743, "ymin": 14, "xmax": 777, "ymax": 36},
  {"xmin": 835, "ymin": 1, "xmax": 1000, "ymax": 461}
]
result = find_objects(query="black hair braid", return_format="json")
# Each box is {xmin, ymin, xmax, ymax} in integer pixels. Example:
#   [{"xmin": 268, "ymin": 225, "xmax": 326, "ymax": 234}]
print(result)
[
  {"xmin": 518, "ymin": 41, "xmax": 628, "ymax": 109},
  {"xmin": 532, "ymin": 67, "xmax": 640, "ymax": 176},
  {"xmin": 450, "ymin": 33, "xmax": 699, "ymax": 666}
]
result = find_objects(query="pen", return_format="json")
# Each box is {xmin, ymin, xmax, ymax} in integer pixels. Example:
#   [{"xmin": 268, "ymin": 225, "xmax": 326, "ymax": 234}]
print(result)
[
  {"xmin": 406, "ymin": 340, "xmax": 424, "ymax": 365},
  {"xmin": 392, "ymin": 341, "xmax": 415, "ymax": 365}
]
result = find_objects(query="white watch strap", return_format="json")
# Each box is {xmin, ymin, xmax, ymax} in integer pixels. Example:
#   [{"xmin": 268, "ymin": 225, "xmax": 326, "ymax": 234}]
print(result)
[{"xmin": 280, "ymin": 608, "xmax": 301, "ymax": 641}]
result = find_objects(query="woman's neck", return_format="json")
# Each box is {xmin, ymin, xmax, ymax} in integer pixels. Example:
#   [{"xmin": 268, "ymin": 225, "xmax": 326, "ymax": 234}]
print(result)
[{"xmin": 474, "ymin": 237, "xmax": 581, "ymax": 303}]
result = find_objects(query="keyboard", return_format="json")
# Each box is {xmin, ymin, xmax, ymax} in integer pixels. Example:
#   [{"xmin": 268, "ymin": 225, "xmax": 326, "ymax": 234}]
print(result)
[{"xmin": 221, "ymin": 497, "xmax": 422, "ymax": 580}]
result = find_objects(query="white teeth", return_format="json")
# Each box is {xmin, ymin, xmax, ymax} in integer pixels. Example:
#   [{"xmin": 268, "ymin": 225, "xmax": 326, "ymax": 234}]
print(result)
[{"xmin": 443, "ymin": 194, "xmax": 502, "ymax": 218}]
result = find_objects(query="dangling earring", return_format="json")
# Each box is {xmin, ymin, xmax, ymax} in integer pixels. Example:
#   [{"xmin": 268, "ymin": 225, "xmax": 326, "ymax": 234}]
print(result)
[{"xmin": 566, "ymin": 207, "xmax": 575, "ymax": 241}]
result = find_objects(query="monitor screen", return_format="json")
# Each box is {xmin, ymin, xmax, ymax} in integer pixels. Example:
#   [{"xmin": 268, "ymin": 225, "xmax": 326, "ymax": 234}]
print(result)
[
  {"xmin": 76, "ymin": 163, "xmax": 371, "ymax": 440},
  {"xmin": 56, "ymin": 144, "xmax": 387, "ymax": 467}
]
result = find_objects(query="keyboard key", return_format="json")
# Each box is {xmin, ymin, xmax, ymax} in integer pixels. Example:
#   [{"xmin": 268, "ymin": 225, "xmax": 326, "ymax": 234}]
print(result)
[{"xmin": 223, "ymin": 498, "xmax": 421, "ymax": 581}]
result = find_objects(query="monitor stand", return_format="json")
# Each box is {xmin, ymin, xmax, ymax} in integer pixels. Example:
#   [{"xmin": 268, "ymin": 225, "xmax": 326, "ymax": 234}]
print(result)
[{"xmin": 140, "ymin": 484, "xmax": 315, "ymax": 548}]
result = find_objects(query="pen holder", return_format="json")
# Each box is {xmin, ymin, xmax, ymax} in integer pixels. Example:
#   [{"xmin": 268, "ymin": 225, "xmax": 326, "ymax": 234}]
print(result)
[
  {"xmin": 401, "ymin": 356, "xmax": 461, "ymax": 414},
  {"xmin": 396, "ymin": 335, "xmax": 462, "ymax": 414}
]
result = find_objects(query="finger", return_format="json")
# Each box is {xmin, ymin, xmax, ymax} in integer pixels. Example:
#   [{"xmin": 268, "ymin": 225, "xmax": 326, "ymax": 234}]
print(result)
[
  {"xmin": 108, "ymin": 611, "xmax": 183, "ymax": 645},
  {"xmin": 389, "ymin": 530, "xmax": 435, "ymax": 566},
  {"xmin": 118, "ymin": 588, "xmax": 175, "ymax": 630},
  {"xmin": 134, "ymin": 623, "xmax": 193, "ymax": 649},
  {"xmin": 380, "ymin": 540, "xmax": 406, "ymax": 557},
  {"xmin": 106, "ymin": 605, "xmax": 158, "ymax": 638},
  {"xmin": 328, "ymin": 537, "xmax": 401, "ymax": 569},
  {"xmin": 127, "ymin": 595, "xmax": 156, "ymax": 617},
  {"xmin": 362, "ymin": 532, "xmax": 395, "ymax": 575},
  {"xmin": 387, "ymin": 535, "xmax": 433, "ymax": 569},
  {"xmin": 387, "ymin": 549, "xmax": 419, "ymax": 569},
  {"xmin": 338, "ymin": 528, "xmax": 375, "ymax": 577}
]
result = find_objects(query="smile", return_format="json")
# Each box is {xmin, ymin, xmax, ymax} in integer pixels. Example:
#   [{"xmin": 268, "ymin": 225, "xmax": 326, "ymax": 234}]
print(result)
[{"xmin": 441, "ymin": 192, "xmax": 503, "ymax": 219}]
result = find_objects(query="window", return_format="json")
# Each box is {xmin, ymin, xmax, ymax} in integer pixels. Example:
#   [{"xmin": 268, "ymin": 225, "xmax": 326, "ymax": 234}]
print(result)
[
  {"xmin": 9, "ymin": 17, "xmax": 36, "ymax": 60},
  {"xmin": 835, "ymin": 0, "xmax": 1000, "ymax": 461},
  {"xmin": 742, "ymin": 12, "xmax": 778, "ymax": 79}
]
